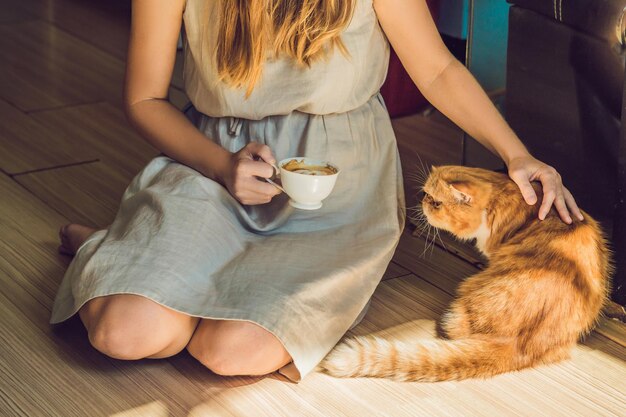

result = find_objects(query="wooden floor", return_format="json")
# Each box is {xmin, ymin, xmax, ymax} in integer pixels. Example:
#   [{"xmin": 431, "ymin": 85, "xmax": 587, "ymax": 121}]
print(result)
[{"xmin": 1, "ymin": 1, "xmax": 625, "ymax": 416}]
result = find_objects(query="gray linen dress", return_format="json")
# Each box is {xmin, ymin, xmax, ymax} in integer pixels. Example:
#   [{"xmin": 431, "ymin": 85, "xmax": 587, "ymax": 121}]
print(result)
[{"xmin": 50, "ymin": 0, "xmax": 405, "ymax": 381}]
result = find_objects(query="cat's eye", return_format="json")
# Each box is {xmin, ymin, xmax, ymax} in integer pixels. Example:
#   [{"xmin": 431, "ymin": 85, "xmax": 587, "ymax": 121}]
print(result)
[{"xmin": 423, "ymin": 193, "xmax": 442, "ymax": 209}]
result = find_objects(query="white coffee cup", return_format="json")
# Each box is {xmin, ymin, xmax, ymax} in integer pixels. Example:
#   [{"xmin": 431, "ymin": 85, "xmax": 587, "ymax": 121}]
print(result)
[{"xmin": 278, "ymin": 157, "xmax": 340, "ymax": 210}]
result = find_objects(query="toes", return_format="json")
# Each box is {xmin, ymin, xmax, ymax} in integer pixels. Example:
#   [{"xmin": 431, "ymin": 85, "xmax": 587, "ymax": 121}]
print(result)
[
  {"xmin": 58, "ymin": 243, "xmax": 73, "ymax": 256},
  {"xmin": 57, "ymin": 224, "xmax": 98, "ymax": 256},
  {"xmin": 58, "ymin": 224, "xmax": 69, "ymax": 239},
  {"xmin": 58, "ymin": 224, "xmax": 76, "ymax": 256}
]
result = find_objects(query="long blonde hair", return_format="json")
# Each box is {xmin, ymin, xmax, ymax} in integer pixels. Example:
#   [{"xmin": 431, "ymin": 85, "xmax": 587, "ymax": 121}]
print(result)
[{"xmin": 215, "ymin": 0, "xmax": 356, "ymax": 95}]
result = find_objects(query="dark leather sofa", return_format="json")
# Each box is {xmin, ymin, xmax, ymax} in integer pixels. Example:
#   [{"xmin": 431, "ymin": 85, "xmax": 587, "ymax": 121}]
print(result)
[{"xmin": 505, "ymin": 0, "xmax": 626, "ymax": 303}]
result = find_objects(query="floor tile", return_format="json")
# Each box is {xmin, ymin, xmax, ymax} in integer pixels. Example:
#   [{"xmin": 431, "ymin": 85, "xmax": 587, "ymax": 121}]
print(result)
[{"xmin": 0, "ymin": 21, "xmax": 125, "ymax": 111}]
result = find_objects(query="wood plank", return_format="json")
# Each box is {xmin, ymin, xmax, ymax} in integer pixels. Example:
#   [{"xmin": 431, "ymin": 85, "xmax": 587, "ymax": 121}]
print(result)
[
  {"xmin": 39, "ymin": 0, "xmax": 131, "ymax": 61},
  {"xmin": 392, "ymin": 228, "xmax": 479, "ymax": 296},
  {"xmin": 382, "ymin": 261, "xmax": 410, "ymax": 281},
  {"xmin": 0, "ymin": 0, "xmax": 40, "ymax": 23},
  {"xmin": 12, "ymin": 101, "xmax": 161, "ymax": 230},
  {"xmin": 596, "ymin": 316, "xmax": 626, "ymax": 349},
  {"xmin": 29, "ymin": 102, "xmax": 159, "ymax": 177},
  {"xmin": 0, "ymin": 173, "xmax": 76, "ymax": 308},
  {"xmin": 392, "ymin": 112, "xmax": 464, "ymax": 167},
  {"xmin": 15, "ymin": 161, "xmax": 130, "ymax": 229},
  {"xmin": 0, "ymin": 290, "xmax": 137, "ymax": 417},
  {"xmin": 0, "ymin": 99, "xmax": 99, "ymax": 174},
  {"xmin": 0, "ymin": 21, "xmax": 125, "ymax": 111},
  {"xmin": 430, "ymin": 231, "xmax": 485, "ymax": 267}
]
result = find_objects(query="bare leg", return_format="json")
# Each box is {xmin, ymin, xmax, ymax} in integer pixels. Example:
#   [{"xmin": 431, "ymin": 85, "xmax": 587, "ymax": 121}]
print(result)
[
  {"xmin": 58, "ymin": 223, "xmax": 98, "ymax": 256},
  {"xmin": 80, "ymin": 294, "xmax": 200, "ymax": 360},
  {"xmin": 187, "ymin": 319, "xmax": 292, "ymax": 376}
]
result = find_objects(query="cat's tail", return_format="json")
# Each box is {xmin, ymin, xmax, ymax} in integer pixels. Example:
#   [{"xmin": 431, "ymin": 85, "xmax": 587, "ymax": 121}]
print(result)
[{"xmin": 319, "ymin": 335, "xmax": 523, "ymax": 382}]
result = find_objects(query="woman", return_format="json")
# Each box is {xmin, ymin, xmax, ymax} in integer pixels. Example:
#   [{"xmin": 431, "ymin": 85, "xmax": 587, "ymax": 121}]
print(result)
[{"xmin": 51, "ymin": 0, "xmax": 582, "ymax": 382}]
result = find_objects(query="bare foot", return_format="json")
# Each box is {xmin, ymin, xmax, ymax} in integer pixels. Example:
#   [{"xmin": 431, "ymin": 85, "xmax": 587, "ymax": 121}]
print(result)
[{"xmin": 58, "ymin": 224, "xmax": 98, "ymax": 256}]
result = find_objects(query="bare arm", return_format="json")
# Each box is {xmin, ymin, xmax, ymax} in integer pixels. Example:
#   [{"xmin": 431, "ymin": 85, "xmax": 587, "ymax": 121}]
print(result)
[
  {"xmin": 374, "ymin": 0, "xmax": 583, "ymax": 223},
  {"xmin": 373, "ymin": 0, "xmax": 526, "ymax": 164},
  {"xmin": 124, "ymin": 0, "xmax": 279, "ymax": 204},
  {"xmin": 124, "ymin": 0, "xmax": 232, "ymax": 181}
]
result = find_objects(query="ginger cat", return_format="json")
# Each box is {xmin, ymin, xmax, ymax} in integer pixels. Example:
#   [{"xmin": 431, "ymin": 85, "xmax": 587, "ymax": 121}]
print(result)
[{"xmin": 321, "ymin": 165, "xmax": 611, "ymax": 381}]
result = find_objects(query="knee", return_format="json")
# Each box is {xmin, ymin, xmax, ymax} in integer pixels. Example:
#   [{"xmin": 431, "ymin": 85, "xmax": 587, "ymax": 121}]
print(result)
[
  {"xmin": 81, "ymin": 295, "xmax": 197, "ymax": 360},
  {"xmin": 88, "ymin": 321, "xmax": 146, "ymax": 360},
  {"xmin": 187, "ymin": 326, "xmax": 290, "ymax": 376},
  {"xmin": 187, "ymin": 338, "xmax": 248, "ymax": 376},
  {"xmin": 188, "ymin": 346, "xmax": 242, "ymax": 376}
]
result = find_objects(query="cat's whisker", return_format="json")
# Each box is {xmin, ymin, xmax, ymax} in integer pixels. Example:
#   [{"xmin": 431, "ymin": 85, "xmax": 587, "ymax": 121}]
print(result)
[
  {"xmin": 416, "ymin": 222, "xmax": 428, "ymax": 240},
  {"xmin": 407, "ymin": 166, "xmax": 426, "ymax": 176},
  {"xmin": 407, "ymin": 203, "xmax": 424, "ymax": 212},
  {"xmin": 409, "ymin": 211, "xmax": 428, "ymax": 223},
  {"xmin": 435, "ymin": 228, "xmax": 447, "ymax": 251},
  {"xmin": 408, "ymin": 151, "xmax": 431, "ymax": 188},
  {"xmin": 406, "ymin": 171, "xmax": 425, "ymax": 179},
  {"xmin": 407, "ymin": 170, "xmax": 426, "ymax": 180},
  {"xmin": 413, "ymin": 152, "xmax": 431, "ymax": 182},
  {"xmin": 410, "ymin": 219, "xmax": 429, "ymax": 234},
  {"xmin": 428, "ymin": 224, "xmax": 440, "ymax": 255},
  {"xmin": 409, "ymin": 209, "xmax": 430, "ymax": 236},
  {"xmin": 409, "ymin": 214, "xmax": 427, "ymax": 224},
  {"xmin": 426, "ymin": 226, "xmax": 436, "ymax": 255},
  {"xmin": 416, "ymin": 224, "xmax": 430, "ymax": 236},
  {"xmin": 406, "ymin": 177, "xmax": 426, "ymax": 188},
  {"xmin": 421, "ymin": 224, "xmax": 436, "ymax": 258},
  {"xmin": 407, "ymin": 206, "xmax": 427, "ymax": 222}
]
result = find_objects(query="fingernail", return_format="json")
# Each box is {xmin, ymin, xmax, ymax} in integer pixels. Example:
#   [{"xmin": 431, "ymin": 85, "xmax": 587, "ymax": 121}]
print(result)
[
  {"xmin": 578, "ymin": 215, "xmax": 584, "ymax": 221},
  {"xmin": 566, "ymin": 217, "xmax": 572, "ymax": 224}
]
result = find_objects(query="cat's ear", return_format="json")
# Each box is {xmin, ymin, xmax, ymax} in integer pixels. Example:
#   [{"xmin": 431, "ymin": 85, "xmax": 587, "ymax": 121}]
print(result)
[{"xmin": 450, "ymin": 183, "xmax": 472, "ymax": 204}]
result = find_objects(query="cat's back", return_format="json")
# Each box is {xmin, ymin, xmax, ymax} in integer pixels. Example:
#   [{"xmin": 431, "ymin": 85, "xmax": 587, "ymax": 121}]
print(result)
[{"xmin": 495, "ymin": 210, "xmax": 611, "ymax": 301}]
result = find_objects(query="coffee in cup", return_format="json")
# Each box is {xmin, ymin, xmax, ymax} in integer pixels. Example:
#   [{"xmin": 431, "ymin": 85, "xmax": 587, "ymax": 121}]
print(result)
[
  {"xmin": 281, "ymin": 159, "xmax": 338, "ymax": 176},
  {"xmin": 278, "ymin": 157, "xmax": 340, "ymax": 210}
]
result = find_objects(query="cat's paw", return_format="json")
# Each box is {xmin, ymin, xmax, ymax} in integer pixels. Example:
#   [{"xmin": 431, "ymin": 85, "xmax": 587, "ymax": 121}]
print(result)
[{"xmin": 318, "ymin": 337, "xmax": 369, "ymax": 378}]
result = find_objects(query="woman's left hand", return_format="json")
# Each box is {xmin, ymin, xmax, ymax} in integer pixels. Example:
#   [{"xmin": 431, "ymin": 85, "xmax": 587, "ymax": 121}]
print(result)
[{"xmin": 507, "ymin": 155, "xmax": 584, "ymax": 224}]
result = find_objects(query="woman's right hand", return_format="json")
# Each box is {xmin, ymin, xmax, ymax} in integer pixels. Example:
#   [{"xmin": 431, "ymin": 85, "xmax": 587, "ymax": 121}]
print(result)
[{"xmin": 220, "ymin": 142, "xmax": 282, "ymax": 205}]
